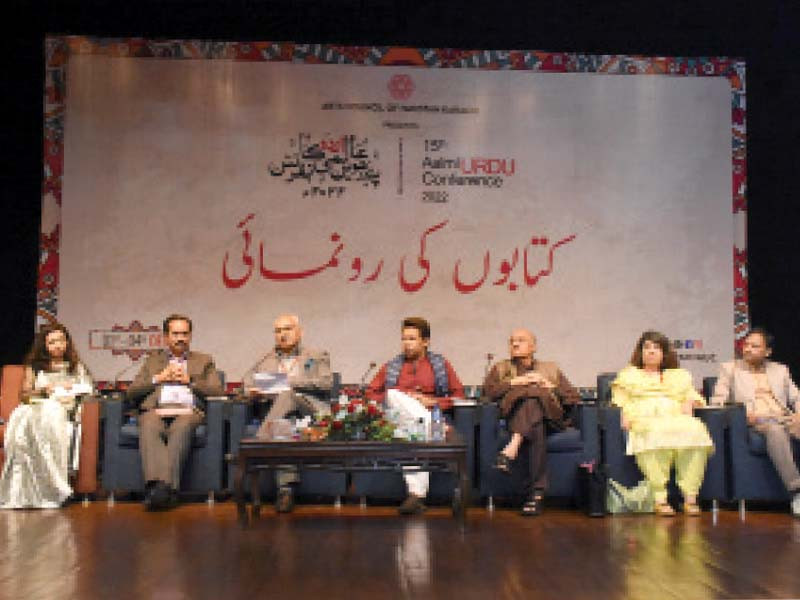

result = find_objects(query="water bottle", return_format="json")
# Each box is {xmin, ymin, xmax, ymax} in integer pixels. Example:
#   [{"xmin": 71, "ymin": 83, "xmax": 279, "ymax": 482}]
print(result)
[
  {"xmin": 415, "ymin": 417, "xmax": 426, "ymax": 442},
  {"xmin": 430, "ymin": 404, "xmax": 444, "ymax": 442}
]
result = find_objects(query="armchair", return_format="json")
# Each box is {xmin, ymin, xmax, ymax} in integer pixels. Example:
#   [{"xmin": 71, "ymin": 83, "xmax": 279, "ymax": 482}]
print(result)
[
  {"xmin": 704, "ymin": 375, "xmax": 800, "ymax": 511},
  {"xmin": 598, "ymin": 372, "xmax": 728, "ymax": 507},
  {"xmin": 478, "ymin": 398, "xmax": 600, "ymax": 506},
  {"xmin": 101, "ymin": 392, "xmax": 227, "ymax": 501},
  {"xmin": 727, "ymin": 403, "xmax": 798, "ymax": 509}
]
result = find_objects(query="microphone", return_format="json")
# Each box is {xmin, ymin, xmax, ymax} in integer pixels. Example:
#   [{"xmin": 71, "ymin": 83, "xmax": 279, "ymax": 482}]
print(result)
[
  {"xmin": 484, "ymin": 353, "xmax": 494, "ymax": 376},
  {"xmin": 360, "ymin": 361, "xmax": 377, "ymax": 386}
]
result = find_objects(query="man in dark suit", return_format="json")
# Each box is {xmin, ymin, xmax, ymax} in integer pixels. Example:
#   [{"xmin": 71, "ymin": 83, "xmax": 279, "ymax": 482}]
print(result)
[{"xmin": 127, "ymin": 314, "xmax": 223, "ymax": 510}]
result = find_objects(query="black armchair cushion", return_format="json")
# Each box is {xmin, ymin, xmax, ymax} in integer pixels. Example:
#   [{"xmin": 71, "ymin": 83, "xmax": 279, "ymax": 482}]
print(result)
[
  {"xmin": 546, "ymin": 428, "xmax": 584, "ymax": 453},
  {"xmin": 496, "ymin": 418, "xmax": 585, "ymax": 453},
  {"xmin": 119, "ymin": 420, "xmax": 208, "ymax": 448}
]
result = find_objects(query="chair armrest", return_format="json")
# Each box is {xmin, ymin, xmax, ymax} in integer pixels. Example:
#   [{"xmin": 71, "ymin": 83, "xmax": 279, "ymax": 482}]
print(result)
[
  {"xmin": 101, "ymin": 394, "xmax": 124, "ymax": 431},
  {"xmin": 726, "ymin": 403, "xmax": 748, "ymax": 436},
  {"xmin": 205, "ymin": 395, "xmax": 232, "ymax": 403},
  {"xmin": 100, "ymin": 394, "xmax": 125, "ymax": 491},
  {"xmin": 75, "ymin": 396, "xmax": 101, "ymax": 494},
  {"xmin": 693, "ymin": 405, "xmax": 730, "ymax": 434},
  {"xmin": 204, "ymin": 397, "xmax": 225, "ymax": 430},
  {"xmin": 573, "ymin": 402, "xmax": 600, "ymax": 460},
  {"xmin": 0, "ymin": 365, "xmax": 24, "ymax": 422},
  {"xmin": 596, "ymin": 373, "xmax": 617, "ymax": 405},
  {"xmin": 597, "ymin": 405, "xmax": 622, "ymax": 433},
  {"xmin": 203, "ymin": 397, "xmax": 226, "ymax": 465},
  {"xmin": 597, "ymin": 405, "xmax": 624, "ymax": 473},
  {"xmin": 692, "ymin": 405, "xmax": 732, "ymax": 501},
  {"xmin": 226, "ymin": 398, "xmax": 252, "ymax": 462}
]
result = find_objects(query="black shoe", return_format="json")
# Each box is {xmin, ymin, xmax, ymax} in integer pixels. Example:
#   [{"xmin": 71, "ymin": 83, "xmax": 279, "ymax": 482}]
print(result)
[
  {"xmin": 164, "ymin": 486, "xmax": 180, "ymax": 510},
  {"xmin": 521, "ymin": 493, "xmax": 543, "ymax": 517},
  {"xmin": 144, "ymin": 481, "xmax": 171, "ymax": 511},
  {"xmin": 143, "ymin": 480, "xmax": 156, "ymax": 510},
  {"xmin": 144, "ymin": 481, "xmax": 167, "ymax": 510},
  {"xmin": 398, "ymin": 494, "xmax": 426, "ymax": 515},
  {"xmin": 276, "ymin": 486, "xmax": 295, "ymax": 513}
]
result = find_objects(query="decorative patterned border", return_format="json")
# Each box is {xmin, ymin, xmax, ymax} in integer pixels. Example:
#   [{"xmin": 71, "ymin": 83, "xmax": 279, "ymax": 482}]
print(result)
[{"xmin": 42, "ymin": 38, "xmax": 748, "ymax": 343}]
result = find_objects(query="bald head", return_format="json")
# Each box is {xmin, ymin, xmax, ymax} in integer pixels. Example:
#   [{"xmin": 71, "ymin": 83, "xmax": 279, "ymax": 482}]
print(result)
[
  {"xmin": 509, "ymin": 329, "xmax": 537, "ymax": 360},
  {"xmin": 274, "ymin": 314, "xmax": 302, "ymax": 353}
]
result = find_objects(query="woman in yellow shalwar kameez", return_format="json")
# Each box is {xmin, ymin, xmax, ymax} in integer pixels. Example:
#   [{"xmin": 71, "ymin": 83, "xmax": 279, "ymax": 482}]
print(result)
[{"xmin": 612, "ymin": 330, "xmax": 713, "ymax": 516}]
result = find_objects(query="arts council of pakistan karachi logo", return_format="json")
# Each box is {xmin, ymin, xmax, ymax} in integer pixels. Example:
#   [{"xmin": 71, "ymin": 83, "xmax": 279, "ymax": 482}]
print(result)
[{"xmin": 388, "ymin": 74, "xmax": 415, "ymax": 100}]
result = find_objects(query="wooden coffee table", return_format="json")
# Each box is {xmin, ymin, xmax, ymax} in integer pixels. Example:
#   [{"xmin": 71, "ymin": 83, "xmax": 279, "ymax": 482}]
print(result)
[{"xmin": 233, "ymin": 432, "xmax": 470, "ymax": 526}]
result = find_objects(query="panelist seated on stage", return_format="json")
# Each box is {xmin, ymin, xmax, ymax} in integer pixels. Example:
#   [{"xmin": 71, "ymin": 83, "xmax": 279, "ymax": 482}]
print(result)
[
  {"xmin": 242, "ymin": 313, "xmax": 333, "ymax": 513},
  {"xmin": 0, "ymin": 323, "xmax": 94, "ymax": 509},
  {"xmin": 127, "ymin": 314, "xmax": 223, "ymax": 511},
  {"xmin": 482, "ymin": 328, "xmax": 580, "ymax": 517},
  {"xmin": 710, "ymin": 327, "xmax": 800, "ymax": 517},
  {"xmin": 366, "ymin": 316, "xmax": 464, "ymax": 515},
  {"xmin": 611, "ymin": 330, "xmax": 712, "ymax": 517}
]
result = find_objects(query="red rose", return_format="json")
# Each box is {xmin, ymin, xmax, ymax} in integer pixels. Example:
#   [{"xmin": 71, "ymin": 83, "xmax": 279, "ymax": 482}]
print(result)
[
  {"xmin": 332, "ymin": 420, "xmax": 343, "ymax": 430},
  {"xmin": 347, "ymin": 404, "xmax": 356, "ymax": 413},
  {"xmin": 366, "ymin": 404, "xmax": 378, "ymax": 416},
  {"xmin": 331, "ymin": 402, "xmax": 340, "ymax": 413}
]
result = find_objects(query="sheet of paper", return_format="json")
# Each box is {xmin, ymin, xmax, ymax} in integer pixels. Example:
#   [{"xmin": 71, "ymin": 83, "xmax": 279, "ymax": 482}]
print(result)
[
  {"xmin": 253, "ymin": 372, "xmax": 291, "ymax": 394},
  {"xmin": 158, "ymin": 384, "xmax": 194, "ymax": 407},
  {"xmin": 386, "ymin": 389, "xmax": 431, "ymax": 439}
]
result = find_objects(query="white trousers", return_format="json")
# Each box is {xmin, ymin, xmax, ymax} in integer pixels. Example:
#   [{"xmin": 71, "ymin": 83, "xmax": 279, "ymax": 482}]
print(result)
[{"xmin": 403, "ymin": 471, "xmax": 429, "ymax": 497}]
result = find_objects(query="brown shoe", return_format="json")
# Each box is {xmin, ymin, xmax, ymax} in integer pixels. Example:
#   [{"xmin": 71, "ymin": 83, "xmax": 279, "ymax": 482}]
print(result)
[
  {"xmin": 275, "ymin": 486, "xmax": 294, "ymax": 513},
  {"xmin": 398, "ymin": 494, "xmax": 426, "ymax": 515}
]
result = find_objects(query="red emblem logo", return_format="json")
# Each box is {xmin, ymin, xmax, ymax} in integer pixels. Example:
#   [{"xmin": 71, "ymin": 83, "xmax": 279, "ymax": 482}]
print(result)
[{"xmin": 388, "ymin": 74, "xmax": 415, "ymax": 101}]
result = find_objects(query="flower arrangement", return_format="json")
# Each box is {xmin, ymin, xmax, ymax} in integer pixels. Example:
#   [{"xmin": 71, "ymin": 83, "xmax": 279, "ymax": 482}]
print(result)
[{"xmin": 314, "ymin": 394, "xmax": 396, "ymax": 442}]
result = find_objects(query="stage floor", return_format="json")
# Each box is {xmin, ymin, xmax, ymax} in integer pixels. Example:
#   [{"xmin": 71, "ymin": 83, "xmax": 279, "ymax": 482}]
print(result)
[{"xmin": 0, "ymin": 502, "xmax": 798, "ymax": 599}]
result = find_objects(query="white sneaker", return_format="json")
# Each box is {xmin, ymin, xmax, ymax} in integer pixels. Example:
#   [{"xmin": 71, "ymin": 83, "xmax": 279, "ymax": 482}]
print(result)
[{"xmin": 791, "ymin": 493, "xmax": 800, "ymax": 518}]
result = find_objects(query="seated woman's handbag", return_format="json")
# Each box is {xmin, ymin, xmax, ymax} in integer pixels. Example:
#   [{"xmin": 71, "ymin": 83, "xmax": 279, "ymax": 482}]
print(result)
[{"xmin": 606, "ymin": 478, "xmax": 655, "ymax": 514}]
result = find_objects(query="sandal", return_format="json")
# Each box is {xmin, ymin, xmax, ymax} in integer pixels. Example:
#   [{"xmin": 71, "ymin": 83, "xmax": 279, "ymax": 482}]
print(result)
[
  {"xmin": 494, "ymin": 452, "xmax": 512, "ymax": 474},
  {"xmin": 655, "ymin": 501, "xmax": 676, "ymax": 517},
  {"xmin": 684, "ymin": 500, "xmax": 701, "ymax": 516},
  {"xmin": 521, "ymin": 494, "xmax": 543, "ymax": 517}
]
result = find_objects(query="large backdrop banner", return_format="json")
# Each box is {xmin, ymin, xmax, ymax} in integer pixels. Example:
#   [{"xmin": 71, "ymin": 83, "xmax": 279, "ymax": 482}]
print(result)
[{"xmin": 41, "ymin": 39, "xmax": 747, "ymax": 387}]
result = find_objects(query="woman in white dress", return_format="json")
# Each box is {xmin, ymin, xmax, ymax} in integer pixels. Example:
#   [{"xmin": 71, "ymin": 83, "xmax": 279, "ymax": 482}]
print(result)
[{"xmin": 0, "ymin": 324, "xmax": 93, "ymax": 508}]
